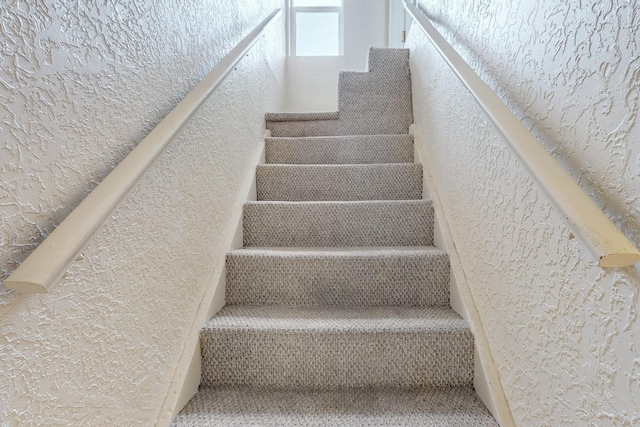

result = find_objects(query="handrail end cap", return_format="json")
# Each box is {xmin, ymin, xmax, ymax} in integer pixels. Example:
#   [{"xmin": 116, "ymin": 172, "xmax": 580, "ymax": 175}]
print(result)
[
  {"xmin": 4, "ymin": 279, "xmax": 48, "ymax": 294},
  {"xmin": 598, "ymin": 252, "xmax": 640, "ymax": 268}
]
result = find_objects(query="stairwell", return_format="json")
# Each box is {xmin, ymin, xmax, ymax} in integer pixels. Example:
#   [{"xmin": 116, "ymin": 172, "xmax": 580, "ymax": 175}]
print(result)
[{"xmin": 172, "ymin": 48, "xmax": 498, "ymax": 426}]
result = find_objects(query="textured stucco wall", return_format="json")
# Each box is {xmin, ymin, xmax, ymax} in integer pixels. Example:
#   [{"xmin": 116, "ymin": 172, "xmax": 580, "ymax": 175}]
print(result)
[
  {"xmin": 0, "ymin": 0, "xmax": 285, "ymax": 425},
  {"xmin": 407, "ymin": 0, "xmax": 640, "ymax": 426}
]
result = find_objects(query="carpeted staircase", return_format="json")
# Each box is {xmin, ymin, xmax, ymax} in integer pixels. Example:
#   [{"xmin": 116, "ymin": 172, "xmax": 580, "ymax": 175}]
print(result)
[{"xmin": 172, "ymin": 48, "xmax": 499, "ymax": 426}]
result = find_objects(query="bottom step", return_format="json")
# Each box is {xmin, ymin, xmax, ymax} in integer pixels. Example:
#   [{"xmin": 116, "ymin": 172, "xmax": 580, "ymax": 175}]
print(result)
[{"xmin": 172, "ymin": 386, "xmax": 499, "ymax": 427}]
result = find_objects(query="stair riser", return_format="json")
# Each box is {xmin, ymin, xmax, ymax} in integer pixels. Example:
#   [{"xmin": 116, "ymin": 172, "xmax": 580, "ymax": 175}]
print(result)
[
  {"xmin": 200, "ymin": 330, "xmax": 474, "ymax": 389},
  {"xmin": 256, "ymin": 164, "xmax": 423, "ymax": 201},
  {"xmin": 243, "ymin": 201, "xmax": 434, "ymax": 247},
  {"xmin": 226, "ymin": 252, "xmax": 450, "ymax": 306},
  {"xmin": 265, "ymin": 135, "xmax": 414, "ymax": 164}
]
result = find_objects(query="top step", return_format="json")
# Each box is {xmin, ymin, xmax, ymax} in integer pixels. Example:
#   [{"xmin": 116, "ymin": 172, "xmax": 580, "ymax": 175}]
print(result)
[{"xmin": 266, "ymin": 48, "xmax": 413, "ymax": 137}]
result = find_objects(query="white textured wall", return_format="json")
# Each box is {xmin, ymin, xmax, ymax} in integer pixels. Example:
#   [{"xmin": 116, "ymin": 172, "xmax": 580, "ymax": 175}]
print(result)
[
  {"xmin": 407, "ymin": 0, "xmax": 640, "ymax": 426},
  {"xmin": 285, "ymin": 56, "xmax": 344, "ymax": 111},
  {"xmin": 0, "ymin": 0, "xmax": 285, "ymax": 425},
  {"xmin": 343, "ymin": 0, "xmax": 389, "ymax": 70}
]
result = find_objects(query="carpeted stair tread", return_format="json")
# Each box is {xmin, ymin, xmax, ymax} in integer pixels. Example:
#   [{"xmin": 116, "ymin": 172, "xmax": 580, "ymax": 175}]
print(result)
[
  {"xmin": 243, "ymin": 200, "xmax": 433, "ymax": 247},
  {"xmin": 204, "ymin": 305, "xmax": 468, "ymax": 332},
  {"xmin": 231, "ymin": 245, "xmax": 445, "ymax": 253},
  {"xmin": 200, "ymin": 306, "xmax": 473, "ymax": 389},
  {"xmin": 265, "ymin": 134, "xmax": 414, "ymax": 164},
  {"xmin": 265, "ymin": 111, "xmax": 339, "ymax": 122},
  {"xmin": 256, "ymin": 163, "xmax": 422, "ymax": 201},
  {"xmin": 172, "ymin": 386, "xmax": 500, "ymax": 427},
  {"xmin": 226, "ymin": 246, "xmax": 449, "ymax": 307}
]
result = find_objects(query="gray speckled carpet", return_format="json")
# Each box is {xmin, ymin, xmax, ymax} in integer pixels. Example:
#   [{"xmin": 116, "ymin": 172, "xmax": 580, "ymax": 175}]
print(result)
[
  {"xmin": 174, "ymin": 386, "xmax": 498, "ymax": 427},
  {"xmin": 172, "ymin": 48, "xmax": 498, "ymax": 427}
]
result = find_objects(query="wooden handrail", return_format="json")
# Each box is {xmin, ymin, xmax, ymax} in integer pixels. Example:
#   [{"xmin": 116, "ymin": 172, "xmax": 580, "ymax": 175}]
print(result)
[
  {"xmin": 5, "ymin": 9, "xmax": 282, "ymax": 294},
  {"xmin": 404, "ymin": 0, "xmax": 640, "ymax": 268}
]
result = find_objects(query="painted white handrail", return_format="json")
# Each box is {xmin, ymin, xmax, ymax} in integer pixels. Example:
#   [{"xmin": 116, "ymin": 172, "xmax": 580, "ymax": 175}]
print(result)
[
  {"xmin": 404, "ymin": 0, "xmax": 640, "ymax": 268},
  {"xmin": 5, "ymin": 9, "xmax": 282, "ymax": 294}
]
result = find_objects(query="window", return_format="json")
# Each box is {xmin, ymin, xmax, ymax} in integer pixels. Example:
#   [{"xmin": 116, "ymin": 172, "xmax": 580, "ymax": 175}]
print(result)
[{"xmin": 290, "ymin": 0, "xmax": 343, "ymax": 56}]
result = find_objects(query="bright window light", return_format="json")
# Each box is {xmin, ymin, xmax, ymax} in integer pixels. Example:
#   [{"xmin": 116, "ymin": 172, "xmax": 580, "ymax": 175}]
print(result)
[
  {"xmin": 293, "ymin": 0, "xmax": 341, "ymax": 6},
  {"xmin": 290, "ymin": 0, "xmax": 342, "ymax": 56},
  {"xmin": 295, "ymin": 12, "xmax": 340, "ymax": 56}
]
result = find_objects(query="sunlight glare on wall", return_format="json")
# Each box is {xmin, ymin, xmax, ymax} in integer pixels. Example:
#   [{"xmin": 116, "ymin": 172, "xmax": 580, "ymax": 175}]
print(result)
[
  {"xmin": 293, "ymin": 0, "xmax": 341, "ymax": 6},
  {"xmin": 291, "ymin": 0, "xmax": 342, "ymax": 56},
  {"xmin": 295, "ymin": 11, "xmax": 340, "ymax": 56}
]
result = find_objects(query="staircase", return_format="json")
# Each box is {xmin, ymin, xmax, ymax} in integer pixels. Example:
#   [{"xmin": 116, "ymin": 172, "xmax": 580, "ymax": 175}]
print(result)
[{"xmin": 172, "ymin": 49, "xmax": 498, "ymax": 426}]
